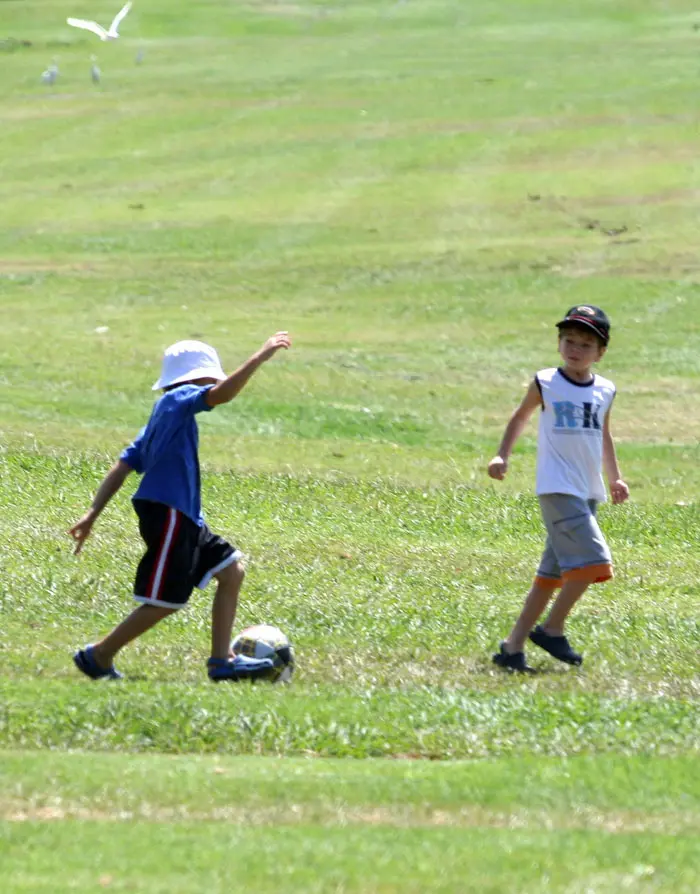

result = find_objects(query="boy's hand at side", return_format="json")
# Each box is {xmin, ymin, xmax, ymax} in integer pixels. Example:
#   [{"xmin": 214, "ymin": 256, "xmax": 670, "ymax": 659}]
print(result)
[
  {"xmin": 610, "ymin": 479, "xmax": 630, "ymax": 504},
  {"xmin": 488, "ymin": 456, "xmax": 508, "ymax": 480},
  {"xmin": 68, "ymin": 511, "xmax": 97, "ymax": 555},
  {"xmin": 67, "ymin": 460, "xmax": 132, "ymax": 554},
  {"xmin": 487, "ymin": 381, "xmax": 541, "ymax": 483}
]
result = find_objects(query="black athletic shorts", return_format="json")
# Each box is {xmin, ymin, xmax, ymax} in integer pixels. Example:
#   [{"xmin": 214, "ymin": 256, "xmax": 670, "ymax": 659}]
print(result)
[{"xmin": 132, "ymin": 500, "xmax": 241, "ymax": 610}]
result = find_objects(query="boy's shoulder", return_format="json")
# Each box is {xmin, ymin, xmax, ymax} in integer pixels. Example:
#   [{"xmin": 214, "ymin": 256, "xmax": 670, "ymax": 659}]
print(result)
[
  {"xmin": 141, "ymin": 384, "xmax": 211, "ymax": 432},
  {"xmin": 157, "ymin": 383, "xmax": 204, "ymax": 401},
  {"xmin": 154, "ymin": 383, "xmax": 210, "ymax": 410},
  {"xmin": 535, "ymin": 367, "xmax": 559, "ymax": 383},
  {"xmin": 593, "ymin": 372, "xmax": 615, "ymax": 392}
]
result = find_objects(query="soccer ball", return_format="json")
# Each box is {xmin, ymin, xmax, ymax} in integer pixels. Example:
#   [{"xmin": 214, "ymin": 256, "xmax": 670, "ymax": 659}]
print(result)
[{"xmin": 231, "ymin": 624, "xmax": 295, "ymax": 683}]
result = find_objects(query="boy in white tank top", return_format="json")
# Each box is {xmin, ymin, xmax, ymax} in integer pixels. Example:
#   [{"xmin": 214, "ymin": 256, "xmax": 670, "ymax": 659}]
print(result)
[{"xmin": 487, "ymin": 305, "xmax": 629, "ymax": 671}]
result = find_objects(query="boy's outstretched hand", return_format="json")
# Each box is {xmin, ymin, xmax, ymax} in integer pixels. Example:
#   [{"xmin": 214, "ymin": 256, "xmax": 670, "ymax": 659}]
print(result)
[
  {"xmin": 68, "ymin": 511, "xmax": 96, "ymax": 555},
  {"xmin": 487, "ymin": 456, "xmax": 508, "ymax": 480},
  {"xmin": 205, "ymin": 332, "xmax": 292, "ymax": 408},
  {"xmin": 260, "ymin": 331, "xmax": 291, "ymax": 359}
]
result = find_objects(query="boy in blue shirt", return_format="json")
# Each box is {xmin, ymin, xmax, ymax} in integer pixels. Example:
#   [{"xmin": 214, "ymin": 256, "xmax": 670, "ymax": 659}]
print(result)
[{"xmin": 69, "ymin": 333, "xmax": 291, "ymax": 682}]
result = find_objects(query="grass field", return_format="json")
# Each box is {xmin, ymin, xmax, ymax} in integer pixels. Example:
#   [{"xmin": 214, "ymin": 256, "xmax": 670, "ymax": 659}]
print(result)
[{"xmin": 1, "ymin": 0, "xmax": 700, "ymax": 891}]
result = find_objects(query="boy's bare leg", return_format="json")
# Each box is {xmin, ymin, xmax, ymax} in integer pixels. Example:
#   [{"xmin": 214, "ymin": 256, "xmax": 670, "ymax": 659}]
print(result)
[
  {"xmin": 504, "ymin": 581, "xmax": 557, "ymax": 653},
  {"xmin": 92, "ymin": 604, "xmax": 175, "ymax": 668},
  {"xmin": 211, "ymin": 561, "xmax": 245, "ymax": 660},
  {"xmin": 540, "ymin": 579, "xmax": 590, "ymax": 635}
]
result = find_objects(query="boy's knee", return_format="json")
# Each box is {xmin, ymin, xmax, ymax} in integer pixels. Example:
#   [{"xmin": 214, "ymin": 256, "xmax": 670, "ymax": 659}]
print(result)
[{"xmin": 215, "ymin": 559, "xmax": 244, "ymax": 588}]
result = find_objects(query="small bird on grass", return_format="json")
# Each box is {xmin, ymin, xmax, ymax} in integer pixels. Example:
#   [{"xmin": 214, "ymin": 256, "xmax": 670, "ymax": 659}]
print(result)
[
  {"xmin": 41, "ymin": 59, "xmax": 58, "ymax": 85},
  {"xmin": 90, "ymin": 55, "xmax": 101, "ymax": 84}
]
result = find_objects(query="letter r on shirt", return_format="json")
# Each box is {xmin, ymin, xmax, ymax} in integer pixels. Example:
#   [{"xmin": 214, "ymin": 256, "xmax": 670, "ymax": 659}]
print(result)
[{"xmin": 552, "ymin": 401, "xmax": 578, "ymax": 428}]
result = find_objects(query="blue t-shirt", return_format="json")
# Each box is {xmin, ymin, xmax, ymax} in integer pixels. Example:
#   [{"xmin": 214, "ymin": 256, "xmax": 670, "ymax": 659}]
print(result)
[{"xmin": 120, "ymin": 384, "xmax": 214, "ymax": 526}]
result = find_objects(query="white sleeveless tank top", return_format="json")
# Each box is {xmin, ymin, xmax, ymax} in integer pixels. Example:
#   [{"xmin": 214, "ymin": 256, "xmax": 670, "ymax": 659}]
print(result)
[{"xmin": 535, "ymin": 367, "xmax": 616, "ymax": 501}]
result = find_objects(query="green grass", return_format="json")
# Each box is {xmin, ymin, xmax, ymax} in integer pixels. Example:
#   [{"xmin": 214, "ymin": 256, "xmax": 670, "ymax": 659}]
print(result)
[
  {"xmin": 6, "ymin": 818, "xmax": 697, "ymax": 894},
  {"xmin": 2, "ymin": 0, "xmax": 700, "ymax": 890},
  {"xmin": 3, "ymin": 0, "xmax": 700, "ymax": 488},
  {"xmin": 2, "ymin": 751, "xmax": 700, "ymax": 892}
]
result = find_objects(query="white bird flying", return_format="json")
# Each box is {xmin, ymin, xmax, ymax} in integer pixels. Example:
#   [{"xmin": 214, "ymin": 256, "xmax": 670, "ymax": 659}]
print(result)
[{"xmin": 67, "ymin": 2, "xmax": 132, "ymax": 41}]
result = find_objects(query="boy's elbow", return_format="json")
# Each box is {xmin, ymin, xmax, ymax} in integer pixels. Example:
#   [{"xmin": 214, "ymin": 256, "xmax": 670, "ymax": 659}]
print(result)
[
  {"xmin": 511, "ymin": 409, "xmax": 531, "ymax": 428},
  {"xmin": 206, "ymin": 386, "xmax": 238, "ymax": 407},
  {"xmin": 115, "ymin": 460, "xmax": 134, "ymax": 481},
  {"xmin": 205, "ymin": 388, "xmax": 225, "ymax": 408}
]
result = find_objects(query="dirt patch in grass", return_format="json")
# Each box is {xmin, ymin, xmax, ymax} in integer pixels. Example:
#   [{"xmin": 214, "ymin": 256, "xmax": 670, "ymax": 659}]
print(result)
[
  {"xmin": 0, "ymin": 260, "xmax": 93, "ymax": 275},
  {"xmin": 4, "ymin": 800, "xmax": 697, "ymax": 834}
]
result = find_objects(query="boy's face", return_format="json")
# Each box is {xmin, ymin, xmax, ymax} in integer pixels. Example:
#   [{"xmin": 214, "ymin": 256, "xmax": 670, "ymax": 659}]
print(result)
[{"xmin": 558, "ymin": 326, "xmax": 605, "ymax": 373}]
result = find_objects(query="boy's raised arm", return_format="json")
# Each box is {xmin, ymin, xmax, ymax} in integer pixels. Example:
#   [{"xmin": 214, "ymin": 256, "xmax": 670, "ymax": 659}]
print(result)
[
  {"xmin": 68, "ymin": 459, "xmax": 133, "ymax": 554},
  {"xmin": 205, "ymin": 332, "xmax": 291, "ymax": 408}
]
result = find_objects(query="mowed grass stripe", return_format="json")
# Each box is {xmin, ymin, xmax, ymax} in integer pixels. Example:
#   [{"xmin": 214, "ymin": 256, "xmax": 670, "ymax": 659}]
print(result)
[
  {"xmin": 1, "ymin": 750, "xmax": 698, "ymax": 832},
  {"xmin": 2, "ymin": 681, "xmax": 698, "ymax": 758},
  {"xmin": 3, "ymin": 823, "xmax": 699, "ymax": 894}
]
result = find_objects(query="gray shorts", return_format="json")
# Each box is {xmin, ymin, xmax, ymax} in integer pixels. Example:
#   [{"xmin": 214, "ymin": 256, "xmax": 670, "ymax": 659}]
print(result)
[{"xmin": 536, "ymin": 494, "xmax": 613, "ymax": 587}]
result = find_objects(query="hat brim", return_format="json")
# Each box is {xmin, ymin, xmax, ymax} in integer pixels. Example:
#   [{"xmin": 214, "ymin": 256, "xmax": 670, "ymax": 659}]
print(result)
[
  {"xmin": 152, "ymin": 366, "xmax": 227, "ymax": 391},
  {"xmin": 556, "ymin": 318, "xmax": 609, "ymax": 344}
]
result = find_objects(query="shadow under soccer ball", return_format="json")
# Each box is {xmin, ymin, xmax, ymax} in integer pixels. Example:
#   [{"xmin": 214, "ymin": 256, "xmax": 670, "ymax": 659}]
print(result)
[{"xmin": 231, "ymin": 624, "xmax": 295, "ymax": 683}]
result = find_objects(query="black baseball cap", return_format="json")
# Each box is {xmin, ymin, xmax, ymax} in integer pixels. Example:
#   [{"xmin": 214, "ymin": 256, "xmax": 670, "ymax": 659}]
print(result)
[{"xmin": 556, "ymin": 305, "xmax": 610, "ymax": 345}]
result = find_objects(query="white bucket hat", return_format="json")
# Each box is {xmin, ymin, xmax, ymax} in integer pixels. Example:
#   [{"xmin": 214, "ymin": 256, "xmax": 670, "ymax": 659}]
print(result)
[{"xmin": 152, "ymin": 340, "xmax": 227, "ymax": 391}]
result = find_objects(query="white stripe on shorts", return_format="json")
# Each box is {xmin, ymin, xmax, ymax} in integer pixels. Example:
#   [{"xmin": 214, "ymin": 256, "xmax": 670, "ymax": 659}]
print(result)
[
  {"xmin": 133, "ymin": 594, "xmax": 185, "ymax": 611},
  {"xmin": 197, "ymin": 550, "xmax": 243, "ymax": 590}
]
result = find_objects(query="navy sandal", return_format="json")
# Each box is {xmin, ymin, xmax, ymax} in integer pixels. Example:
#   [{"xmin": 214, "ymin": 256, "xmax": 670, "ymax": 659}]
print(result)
[
  {"xmin": 492, "ymin": 642, "xmax": 534, "ymax": 673},
  {"xmin": 73, "ymin": 645, "xmax": 122, "ymax": 680},
  {"xmin": 529, "ymin": 626, "xmax": 583, "ymax": 666}
]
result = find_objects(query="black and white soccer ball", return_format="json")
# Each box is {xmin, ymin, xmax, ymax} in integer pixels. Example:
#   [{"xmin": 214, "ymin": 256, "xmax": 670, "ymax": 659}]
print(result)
[{"xmin": 231, "ymin": 624, "xmax": 295, "ymax": 683}]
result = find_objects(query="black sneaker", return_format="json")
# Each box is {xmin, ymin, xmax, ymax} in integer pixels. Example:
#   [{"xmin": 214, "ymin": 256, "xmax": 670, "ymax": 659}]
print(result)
[
  {"xmin": 492, "ymin": 643, "xmax": 533, "ymax": 672},
  {"xmin": 529, "ymin": 625, "xmax": 583, "ymax": 666}
]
